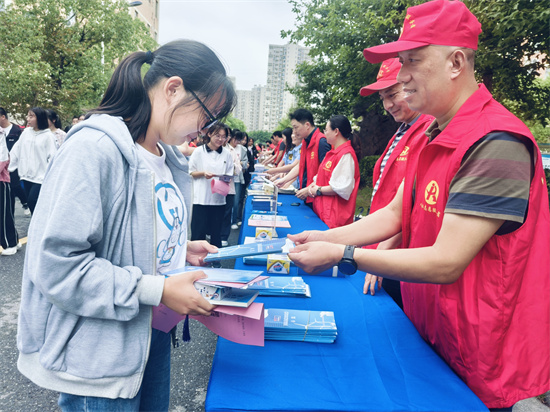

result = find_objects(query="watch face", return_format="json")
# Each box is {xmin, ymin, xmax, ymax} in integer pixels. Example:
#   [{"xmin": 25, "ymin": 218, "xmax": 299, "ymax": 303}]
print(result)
[{"xmin": 338, "ymin": 260, "xmax": 356, "ymax": 275}]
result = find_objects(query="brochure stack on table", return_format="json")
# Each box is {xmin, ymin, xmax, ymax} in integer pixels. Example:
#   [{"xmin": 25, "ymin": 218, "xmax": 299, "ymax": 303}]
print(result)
[
  {"xmin": 248, "ymin": 276, "xmax": 311, "ymax": 297},
  {"xmin": 264, "ymin": 308, "xmax": 338, "ymax": 343}
]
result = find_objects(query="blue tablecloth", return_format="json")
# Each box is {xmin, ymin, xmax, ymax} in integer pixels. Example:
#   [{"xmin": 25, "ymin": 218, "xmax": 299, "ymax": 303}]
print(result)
[{"xmin": 205, "ymin": 195, "xmax": 488, "ymax": 412}]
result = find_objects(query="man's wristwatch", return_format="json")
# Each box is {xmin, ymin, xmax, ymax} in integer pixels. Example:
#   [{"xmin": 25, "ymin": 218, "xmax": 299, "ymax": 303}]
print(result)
[
  {"xmin": 337, "ymin": 245, "xmax": 357, "ymax": 275},
  {"xmin": 316, "ymin": 186, "xmax": 323, "ymax": 196}
]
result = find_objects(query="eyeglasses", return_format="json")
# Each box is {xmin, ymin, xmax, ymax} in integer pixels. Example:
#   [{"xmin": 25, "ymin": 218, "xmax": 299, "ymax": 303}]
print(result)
[{"xmin": 188, "ymin": 89, "xmax": 218, "ymax": 131}]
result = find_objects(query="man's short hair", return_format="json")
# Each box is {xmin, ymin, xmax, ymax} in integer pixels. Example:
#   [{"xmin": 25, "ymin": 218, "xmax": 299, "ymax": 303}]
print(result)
[
  {"xmin": 290, "ymin": 109, "xmax": 314, "ymax": 126},
  {"xmin": 0, "ymin": 107, "xmax": 8, "ymax": 118},
  {"xmin": 272, "ymin": 131, "xmax": 283, "ymax": 138}
]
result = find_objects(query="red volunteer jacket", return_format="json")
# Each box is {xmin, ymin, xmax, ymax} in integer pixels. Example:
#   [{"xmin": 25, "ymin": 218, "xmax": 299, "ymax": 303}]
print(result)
[
  {"xmin": 313, "ymin": 140, "xmax": 360, "ymax": 228},
  {"xmin": 298, "ymin": 128, "xmax": 326, "ymax": 204},
  {"xmin": 400, "ymin": 85, "xmax": 550, "ymax": 408}
]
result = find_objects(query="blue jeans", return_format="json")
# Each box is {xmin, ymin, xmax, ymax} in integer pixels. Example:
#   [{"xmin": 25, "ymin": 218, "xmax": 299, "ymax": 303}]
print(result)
[
  {"xmin": 232, "ymin": 183, "xmax": 242, "ymax": 224},
  {"xmin": 58, "ymin": 328, "xmax": 171, "ymax": 412}
]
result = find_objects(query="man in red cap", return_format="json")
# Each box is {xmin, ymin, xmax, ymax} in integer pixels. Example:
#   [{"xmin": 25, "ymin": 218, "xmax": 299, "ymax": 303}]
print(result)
[
  {"xmin": 288, "ymin": 0, "xmax": 550, "ymax": 409},
  {"xmin": 360, "ymin": 58, "xmax": 433, "ymax": 307}
]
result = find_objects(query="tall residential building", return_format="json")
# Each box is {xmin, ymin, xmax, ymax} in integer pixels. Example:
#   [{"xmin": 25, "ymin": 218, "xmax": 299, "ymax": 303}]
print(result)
[
  {"xmin": 264, "ymin": 43, "xmax": 310, "ymax": 131},
  {"xmin": 234, "ymin": 43, "xmax": 310, "ymax": 132},
  {"xmin": 129, "ymin": 0, "xmax": 159, "ymax": 41},
  {"xmin": 234, "ymin": 86, "xmax": 267, "ymax": 132}
]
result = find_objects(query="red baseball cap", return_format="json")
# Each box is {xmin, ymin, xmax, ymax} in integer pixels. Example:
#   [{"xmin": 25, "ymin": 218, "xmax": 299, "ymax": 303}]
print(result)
[
  {"xmin": 360, "ymin": 58, "xmax": 401, "ymax": 96},
  {"xmin": 363, "ymin": 0, "xmax": 482, "ymax": 64}
]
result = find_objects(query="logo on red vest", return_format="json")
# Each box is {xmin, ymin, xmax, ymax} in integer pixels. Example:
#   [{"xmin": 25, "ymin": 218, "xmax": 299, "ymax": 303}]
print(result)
[
  {"xmin": 424, "ymin": 180, "xmax": 439, "ymax": 205},
  {"xmin": 310, "ymin": 151, "xmax": 315, "ymax": 159},
  {"xmin": 420, "ymin": 180, "xmax": 442, "ymax": 218},
  {"xmin": 397, "ymin": 146, "xmax": 410, "ymax": 162},
  {"xmin": 323, "ymin": 160, "xmax": 332, "ymax": 171}
]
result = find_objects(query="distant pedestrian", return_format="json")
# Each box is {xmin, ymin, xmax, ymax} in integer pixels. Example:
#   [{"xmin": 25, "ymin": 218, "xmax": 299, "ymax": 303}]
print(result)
[
  {"xmin": 0, "ymin": 107, "xmax": 29, "ymax": 215},
  {"xmin": 189, "ymin": 123, "xmax": 234, "ymax": 249},
  {"xmin": 46, "ymin": 109, "xmax": 67, "ymax": 149},
  {"xmin": 8, "ymin": 107, "xmax": 57, "ymax": 214},
  {"xmin": 0, "ymin": 125, "xmax": 19, "ymax": 256}
]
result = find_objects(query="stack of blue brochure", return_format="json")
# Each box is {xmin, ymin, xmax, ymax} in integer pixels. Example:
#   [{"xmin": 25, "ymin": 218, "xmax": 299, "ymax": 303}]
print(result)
[
  {"xmin": 264, "ymin": 308, "xmax": 338, "ymax": 343},
  {"xmin": 203, "ymin": 238, "xmax": 288, "ymax": 262},
  {"xmin": 242, "ymin": 237, "xmax": 295, "ymax": 265},
  {"xmin": 248, "ymin": 276, "xmax": 311, "ymax": 297}
]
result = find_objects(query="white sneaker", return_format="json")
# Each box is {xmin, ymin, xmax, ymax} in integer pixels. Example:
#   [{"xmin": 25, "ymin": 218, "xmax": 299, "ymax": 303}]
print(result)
[
  {"xmin": 221, "ymin": 240, "xmax": 228, "ymax": 247},
  {"xmin": 231, "ymin": 224, "xmax": 239, "ymax": 230},
  {"xmin": 1, "ymin": 246, "xmax": 17, "ymax": 256},
  {"xmin": 237, "ymin": 221, "xmax": 242, "ymax": 226},
  {"xmin": 24, "ymin": 208, "xmax": 31, "ymax": 216}
]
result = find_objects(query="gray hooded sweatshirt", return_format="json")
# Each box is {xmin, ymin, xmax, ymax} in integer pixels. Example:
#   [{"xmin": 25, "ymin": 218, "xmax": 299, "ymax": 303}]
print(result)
[{"xmin": 17, "ymin": 114, "xmax": 192, "ymax": 399}]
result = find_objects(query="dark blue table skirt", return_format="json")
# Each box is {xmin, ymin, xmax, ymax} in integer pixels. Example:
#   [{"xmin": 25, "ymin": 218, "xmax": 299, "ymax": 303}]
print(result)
[{"xmin": 205, "ymin": 194, "xmax": 488, "ymax": 412}]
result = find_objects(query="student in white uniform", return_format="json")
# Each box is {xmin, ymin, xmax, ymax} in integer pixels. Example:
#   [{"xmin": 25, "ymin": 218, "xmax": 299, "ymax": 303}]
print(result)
[{"xmin": 189, "ymin": 123, "xmax": 233, "ymax": 248}]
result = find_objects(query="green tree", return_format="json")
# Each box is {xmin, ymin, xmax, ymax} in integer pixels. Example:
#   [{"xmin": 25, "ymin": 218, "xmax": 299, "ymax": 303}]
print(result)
[
  {"xmin": 0, "ymin": 0, "xmax": 156, "ymax": 125},
  {"xmin": 276, "ymin": 116, "xmax": 292, "ymax": 132},
  {"xmin": 283, "ymin": 0, "xmax": 550, "ymax": 156},
  {"xmin": 225, "ymin": 115, "xmax": 247, "ymax": 132},
  {"xmin": 248, "ymin": 130, "xmax": 272, "ymax": 144},
  {"xmin": 282, "ymin": 0, "xmax": 414, "ymax": 156},
  {"xmin": 465, "ymin": 0, "xmax": 550, "ymax": 126}
]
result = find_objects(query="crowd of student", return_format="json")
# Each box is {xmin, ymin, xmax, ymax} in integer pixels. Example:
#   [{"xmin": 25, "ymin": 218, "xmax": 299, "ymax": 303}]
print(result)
[
  {"xmin": 2, "ymin": 1, "xmax": 549, "ymax": 411},
  {"xmin": 0, "ymin": 107, "xmax": 85, "ymax": 255}
]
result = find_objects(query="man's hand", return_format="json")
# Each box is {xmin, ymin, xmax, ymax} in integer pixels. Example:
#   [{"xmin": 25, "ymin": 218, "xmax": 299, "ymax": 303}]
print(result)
[
  {"xmin": 161, "ymin": 271, "xmax": 214, "ymax": 316},
  {"xmin": 363, "ymin": 273, "xmax": 383, "ymax": 295},
  {"xmin": 287, "ymin": 230, "xmax": 326, "ymax": 245},
  {"xmin": 295, "ymin": 187, "xmax": 309, "ymax": 200},
  {"xmin": 288, "ymin": 241, "xmax": 344, "ymax": 275},
  {"xmin": 204, "ymin": 171, "xmax": 215, "ymax": 179},
  {"xmin": 187, "ymin": 240, "xmax": 218, "ymax": 266}
]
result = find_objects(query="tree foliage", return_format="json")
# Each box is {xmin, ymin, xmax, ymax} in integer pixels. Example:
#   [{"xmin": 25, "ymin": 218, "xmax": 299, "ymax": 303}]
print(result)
[
  {"xmin": 0, "ymin": 0, "xmax": 157, "ymax": 125},
  {"xmin": 224, "ymin": 115, "xmax": 247, "ymax": 132},
  {"xmin": 248, "ymin": 130, "xmax": 272, "ymax": 144},
  {"xmin": 465, "ymin": 0, "xmax": 550, "ymax": 125},
  {"xmin": 282, "ymin": 0, "xmax": 550, "ymax": 156}
]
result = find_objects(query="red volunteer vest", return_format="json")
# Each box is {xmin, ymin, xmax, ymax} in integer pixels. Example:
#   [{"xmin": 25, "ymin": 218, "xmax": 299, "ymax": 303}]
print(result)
[
  {"xmin": 273, "ymin": 139, "xmax": 283, "ymax": 158},
  {"xmin": 313, "ymin": 140, "xmax": 360, "ymax": 228},
  {"xmin": 401, "ymin": 85, "xmax": 550, "ymax": 408},
  {"xmin": 298, "ymin": 128, "xmax": 326, "ymax": 204},
  {"xmin": 364, "ymin": 114, "xmax": 434, "ymax": 250},
  {"xmin": 370, "ymin": 114, "xmax": 433, "ymax": 213}
]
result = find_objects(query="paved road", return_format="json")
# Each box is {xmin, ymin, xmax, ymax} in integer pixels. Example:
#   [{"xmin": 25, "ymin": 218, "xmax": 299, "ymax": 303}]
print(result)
[
  {"xmin": 0, "ymin": 200, "xmax": 238, "ymax": 412},
  {"xmin": 1, "ymin": 201, "xmax": 549, "ymax": 412}
]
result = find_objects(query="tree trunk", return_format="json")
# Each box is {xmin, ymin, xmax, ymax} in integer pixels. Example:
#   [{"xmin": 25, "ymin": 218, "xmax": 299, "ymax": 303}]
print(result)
[{"xmin": 355, "ymin": 109, "xmax": 398, "ymax": 159}]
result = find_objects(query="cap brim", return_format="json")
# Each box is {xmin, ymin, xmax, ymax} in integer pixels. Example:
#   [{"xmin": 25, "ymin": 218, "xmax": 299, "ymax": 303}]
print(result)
[
  {"xmin": 363, "ymin": 40, "xmax": 430, "ymax": 63},
  {"xmin": 360, "ymin": 79, "xmax": 399, "ymax": 96}
]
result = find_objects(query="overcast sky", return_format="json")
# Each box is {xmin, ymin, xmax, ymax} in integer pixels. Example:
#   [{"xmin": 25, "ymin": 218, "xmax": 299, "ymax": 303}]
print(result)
[{"xmin": 158, "ymin": 0, "xmax": 298, "ymax": 91}]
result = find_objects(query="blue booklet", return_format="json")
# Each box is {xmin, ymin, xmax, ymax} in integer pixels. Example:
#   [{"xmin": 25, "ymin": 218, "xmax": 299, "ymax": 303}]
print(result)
[
  {"xmin": 242, "ymin": 237, "xmax": 295, "ymax": 265},
  {"xmin": 264, "ymin": 308, "xmax": 338, "ymax": 343},
  {"xmin": 163, "ymin": 266, "xmax": 264, "ymax": 284},
  {"xmin": 204, "ymin": 238, "xmax": 288, "ymax": 262},
  {"xmin": 194, "ymin": 282, "xmax": 259, "ymax": 307},
  {"xmin": 248, "ymin": 276, "xmax": 311, "ymax": 297}
]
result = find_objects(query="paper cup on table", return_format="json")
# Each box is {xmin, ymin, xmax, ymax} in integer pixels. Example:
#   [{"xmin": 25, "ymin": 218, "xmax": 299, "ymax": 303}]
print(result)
[{"xmin": 211, "ymin": 179, "xmax": 230, "ymax": 196}]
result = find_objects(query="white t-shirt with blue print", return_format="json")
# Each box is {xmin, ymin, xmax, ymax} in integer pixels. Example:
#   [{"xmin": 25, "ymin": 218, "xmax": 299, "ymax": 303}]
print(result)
[{"xmin": 136, "ymin": 143, "xmax": 188, "ymax": 275}]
